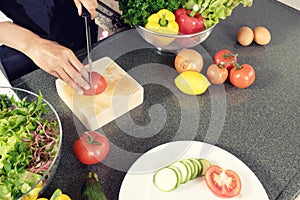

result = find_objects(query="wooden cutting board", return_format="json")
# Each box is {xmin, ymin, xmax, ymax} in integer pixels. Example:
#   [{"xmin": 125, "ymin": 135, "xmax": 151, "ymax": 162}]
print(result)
[{"xmin": 56, "ymin": 57, "xmax": 144, "ymax": 130}]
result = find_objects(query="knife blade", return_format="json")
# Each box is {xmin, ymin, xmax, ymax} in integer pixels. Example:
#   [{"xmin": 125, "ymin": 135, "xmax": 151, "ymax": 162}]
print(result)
[{"xmin": 82, "ymin": 7, "xmax": 93, "ymax": 83}]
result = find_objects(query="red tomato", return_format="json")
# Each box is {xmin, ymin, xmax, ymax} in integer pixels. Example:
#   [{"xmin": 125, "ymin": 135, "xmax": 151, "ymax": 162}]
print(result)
[
  {"xmin": 214, "ymin": 49, "xmax": 238, "ymax": 71},
  {"xmin": 205, "ymin": 165, "xmax": 242, "ymax": 198},
  {"xmin": 82, "ymin": 71, "xmax": 107, "ymax": 96},
  {"xmin": 73, "ymin": 131, "xmax": 110, "ymax": 165},
  {"xmin": 229, "ymin": 64, "xmax": 255, "ymax": 88},
  {"xmin": 206, "ymin": 64, "xmax": 228, "ymax": 84}
]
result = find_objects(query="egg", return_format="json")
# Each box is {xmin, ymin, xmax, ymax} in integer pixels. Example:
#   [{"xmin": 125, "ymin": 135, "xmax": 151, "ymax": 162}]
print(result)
[
  {"xmin": 237, "ymin": 26, "xmax": 254, "ymax": 46},
  {"xmin": 253, "ymin": 26, "xmax": 271, "ymax": 45}
]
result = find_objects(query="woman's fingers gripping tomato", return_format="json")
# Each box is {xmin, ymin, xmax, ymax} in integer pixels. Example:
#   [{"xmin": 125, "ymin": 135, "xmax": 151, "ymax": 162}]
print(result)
[
  {"xmin": 204, "ymin": 165, "xmax": 242, "ymax": 198},
  {"xmin": 229, "ymin": 64, "xmax": 255, "ymax": 88},
  {"xmin": 214, "ymin": 49, "xmax": 238, "ymax": 71},
  {"xmin": 206, "ymin": 64, "xmax": 228, "ymax": 84},
  {"xmin": 73, "ymin": 131, "xmax": 110, "ymax": 165}
]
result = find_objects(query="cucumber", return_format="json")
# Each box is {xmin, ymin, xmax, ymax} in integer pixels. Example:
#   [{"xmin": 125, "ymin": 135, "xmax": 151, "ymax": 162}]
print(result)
[
  {"xmin": 153, "ymin": 167, "xmax": 180, "ymax": 192},
  {"xmin": 81, "ymin": 172, "xmax": 108, "ymax": 200},
  {"xmin": 199, "ymin": 158, "xmax": 211, "ymax": 176},
  {"xmin": 181, "ymin": 159, "xmax": 196, "ymax": 180},
  {"xmin": 168, "ymin": 166, "xmax": 183, "ymax": 187},
  {"xmin": 170, "ymin": 161, "xmax": 188, "ymax": 184},
  {"xmin": 189, "ymin": 158, "xmax": 203, "ymax": 177},
  {"xmin": 153, "ymin": 157, "xmax": 211, "ymax": 192}
]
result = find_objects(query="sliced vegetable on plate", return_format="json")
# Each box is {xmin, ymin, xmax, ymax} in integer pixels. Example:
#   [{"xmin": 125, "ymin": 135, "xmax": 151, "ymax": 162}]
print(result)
[
  {"xmin": 153, "ymin": 158, "xmax": 211, "ymax": 192},
  {"xmin": 204, "ymin": 165, "xmax": 242, "ymax": 198}
]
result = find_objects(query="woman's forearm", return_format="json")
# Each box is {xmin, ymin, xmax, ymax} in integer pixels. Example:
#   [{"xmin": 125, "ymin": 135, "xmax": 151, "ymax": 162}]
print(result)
[{"xmin": 0, "ymin": 21, "xmax": 41, "ymax": 55}]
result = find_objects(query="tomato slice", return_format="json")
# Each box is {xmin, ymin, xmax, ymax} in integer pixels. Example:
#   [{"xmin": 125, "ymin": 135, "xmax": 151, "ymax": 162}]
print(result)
[{"xmin": 204, "ymin": 165, "xmax": 242, "ymax": 198}]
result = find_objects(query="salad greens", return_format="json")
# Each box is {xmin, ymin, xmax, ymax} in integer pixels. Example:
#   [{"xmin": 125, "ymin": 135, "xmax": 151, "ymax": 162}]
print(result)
[
  {"xmin": 182, "ymin": 0, "xmax": 253, "ymax": 28},
  {"xmin": 0, "ymin": 93, "xmax": 60, "ymax": 200},
  {"xmin": 119, "ymin": 0, "xmax": 253, "ymax": 28}
]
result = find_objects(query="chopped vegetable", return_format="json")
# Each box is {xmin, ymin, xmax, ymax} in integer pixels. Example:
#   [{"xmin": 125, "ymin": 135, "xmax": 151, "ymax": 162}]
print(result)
[
  {"xmin": 81, "ymin": 172, "xmax": 108, "ymax": 200},
  {"xmin": 153, "ymin": 158, "xmax": 211, "ymax": 192},
  {"xmin": 0, "ymin": 93, "xmax": 60, "ymax": 199},
  {"xmin": 204, "ymin": 165, "xmax": 242, "ymax": 198}
]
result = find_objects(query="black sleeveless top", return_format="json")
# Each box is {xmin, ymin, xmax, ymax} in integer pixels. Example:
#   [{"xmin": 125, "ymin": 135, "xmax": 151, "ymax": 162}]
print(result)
[{"xmin": 0, "ymin": 0, "xmax": 97, "ymax": 80}]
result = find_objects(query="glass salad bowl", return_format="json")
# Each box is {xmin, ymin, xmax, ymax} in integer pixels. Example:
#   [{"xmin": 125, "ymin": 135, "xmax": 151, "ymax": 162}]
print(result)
[
  {"xmin": 135, "ymin": 24, "xmax": 215, "ymax": 52},
  {"xmin": 0, "ymin": 87, "xmax": 62, "ymax": 200}
]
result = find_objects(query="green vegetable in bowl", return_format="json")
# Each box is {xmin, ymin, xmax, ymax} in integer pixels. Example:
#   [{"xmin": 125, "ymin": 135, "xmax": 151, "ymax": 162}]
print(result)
[
  {"xmin": 119, "ymin": 0, "xmax": 253, "ymax": 29},
  {"xmin": 182, "ymin": 0, "xmax": 253, "ymax": 29},
  {"xmin": 119, "ymin": 0, "xmax": 187, "ymax": 26},
  {"xmin": 0, "ymin": 93, "xmax": 60, "ymax": 199}
]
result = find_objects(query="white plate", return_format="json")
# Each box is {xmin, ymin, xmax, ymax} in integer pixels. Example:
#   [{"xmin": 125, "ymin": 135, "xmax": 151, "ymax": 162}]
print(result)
[{"xmin": 119, "ymin": 141, "xmax": 269, "ymax": 200}]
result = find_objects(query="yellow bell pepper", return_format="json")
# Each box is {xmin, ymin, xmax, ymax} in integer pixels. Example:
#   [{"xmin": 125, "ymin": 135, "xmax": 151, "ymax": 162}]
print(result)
[
  {"xmin": 21, "ymin": 182, "xmax": 43, "ymax": 200},
  {"xmin": 145, "ymin": 9, "xmax": 179, "ymax": 35}
]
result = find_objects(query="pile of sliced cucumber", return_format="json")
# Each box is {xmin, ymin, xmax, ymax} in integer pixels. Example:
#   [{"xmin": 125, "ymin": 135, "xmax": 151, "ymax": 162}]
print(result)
[{"xmin": 153, "ymin": 158, "xmax": 211, "ymax": 192}]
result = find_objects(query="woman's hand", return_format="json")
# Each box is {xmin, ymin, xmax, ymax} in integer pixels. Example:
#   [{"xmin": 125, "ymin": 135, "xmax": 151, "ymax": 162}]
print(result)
[
  {"xmin": 25, "ymin": 37, "xmax": 91, "ymax": 94},
  {"xmin": 73, "ymin": 0, "xmax": 98, "ymax": 19}
]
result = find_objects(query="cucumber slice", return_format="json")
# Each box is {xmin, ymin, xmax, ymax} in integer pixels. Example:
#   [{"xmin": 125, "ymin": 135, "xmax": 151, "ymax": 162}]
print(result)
[
  {"xmin": 199, "ymin": 158, "xmax": 211, "ymax": 176},
  {"xmin": 179, "ymin": 160, "xmax": 193, "ymax": 183},
  {"xmin": 168, "ymin": 166, "xmax": 182, "ymax": 186},
  {"xmin": 153, "ymin": 167, "xmax": 179, "ymax": 192},
  {"xmin": 182, "ymin": 159, "xmax": 197, "ymax": 180},
  {"xmin": 189, "ymin": 158, "xmax": 202, "ymax": 178},
  {"xmin": 170, "ymin": 161, "xmax": 188, "ymax": 184}
]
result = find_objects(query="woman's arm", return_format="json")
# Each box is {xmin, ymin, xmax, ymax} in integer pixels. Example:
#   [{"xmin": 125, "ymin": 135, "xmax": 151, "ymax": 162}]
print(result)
[{"xmin": 0, "ymin": 21, "xmax": 90, "ymax": 94}]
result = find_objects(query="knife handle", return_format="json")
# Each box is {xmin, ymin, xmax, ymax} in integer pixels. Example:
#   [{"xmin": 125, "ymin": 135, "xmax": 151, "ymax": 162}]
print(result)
[{"xmin": 82, "ymin": 6, "xmax": 90, "ymax": 18}]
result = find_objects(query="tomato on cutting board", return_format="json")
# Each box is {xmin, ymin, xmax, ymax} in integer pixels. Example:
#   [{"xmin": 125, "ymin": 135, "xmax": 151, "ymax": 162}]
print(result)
[
  {"xmin": 82, "ymin": 71, "xmax": 107, "ymax": 96},
  {"xmin": 73, "ymin": 131, "xmax": 110, "ymax": 165},
  {"xmin": 204, "ymin": 165, "xmax": 242, "ymax": 198}
]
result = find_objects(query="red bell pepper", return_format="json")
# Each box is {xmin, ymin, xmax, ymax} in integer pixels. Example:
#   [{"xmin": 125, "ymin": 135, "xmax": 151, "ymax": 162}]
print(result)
[{"xmin": 174, "ymin": 6, "xmax": 205, "ymax": 34}]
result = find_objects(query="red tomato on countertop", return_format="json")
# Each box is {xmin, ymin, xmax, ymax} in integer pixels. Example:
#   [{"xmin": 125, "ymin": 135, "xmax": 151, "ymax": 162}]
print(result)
[
  {"xmin": 206, "ymin": 63, "xmax": 228, "ymax": 84},
  {"xmin": 214, "ymin": 49, "xmax": 238, "ymax": 71},
  {"xmin": 205, "ymin": 165, "xmax": 242, "ymax": 198},
  {"xmin": 73, "ymin": 131, "xmax": 110, "ymax": 165},
  {"xmin": 229, "ymin": 64, "xmax": 256, "ymax": 88}
]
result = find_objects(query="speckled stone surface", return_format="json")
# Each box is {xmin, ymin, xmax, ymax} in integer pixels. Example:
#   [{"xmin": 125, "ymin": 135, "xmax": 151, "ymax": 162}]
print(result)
[{"xmin": 11, "ymin": 0, "xmax": 299, "ymax": 199}]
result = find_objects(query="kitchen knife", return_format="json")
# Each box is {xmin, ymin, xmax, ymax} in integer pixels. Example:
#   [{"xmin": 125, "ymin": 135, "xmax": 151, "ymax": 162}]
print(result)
[{"xmin": 82, "ymin": 7, "xmax": 93, "ymax": 83}]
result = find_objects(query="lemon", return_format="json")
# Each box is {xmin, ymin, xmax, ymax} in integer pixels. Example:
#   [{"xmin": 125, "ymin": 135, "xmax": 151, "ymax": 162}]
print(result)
[{"xmin": 175, "ymin": 71, "xmax": 211, "ymax": 95}]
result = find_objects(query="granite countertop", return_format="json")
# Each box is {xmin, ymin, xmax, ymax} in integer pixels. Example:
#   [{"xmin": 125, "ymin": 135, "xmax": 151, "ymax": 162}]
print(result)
[{"xmin": 10, "ymin": 0, "xmax": 300, "ymax": 199}]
